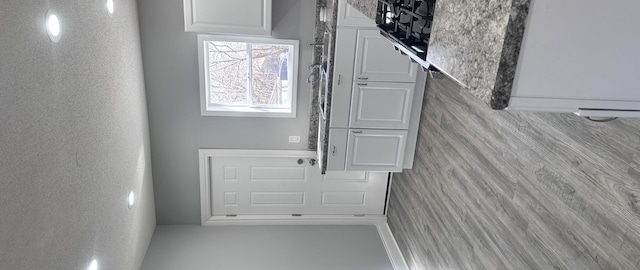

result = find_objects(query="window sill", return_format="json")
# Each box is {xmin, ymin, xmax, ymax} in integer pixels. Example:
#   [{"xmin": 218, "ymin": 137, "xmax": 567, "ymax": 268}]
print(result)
[{"xmin": 201, "ymin": 106, "xmax": 296, "ymax": 118}]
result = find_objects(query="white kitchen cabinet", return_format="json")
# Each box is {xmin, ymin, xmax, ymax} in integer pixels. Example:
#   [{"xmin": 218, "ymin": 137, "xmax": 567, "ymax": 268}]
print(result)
[
  {"xmin": 350, "ymin": 82, "xmax": 415, "ymax": 129},
  {"xmin": 330, "ymin": 28, "xmax": 419, "ymax": 129},
  {"xmin": 183, "ymin": 0, "xmax": 271, "ymax": 36},
  {"xmin": 345, "ymin": 129, "xmax": 408, "ymax": 172},
  {"xmin": 326, "ymin": 129, "xmax": 348, "ymax": 171},
  {"xmin": 354, "ymin": 29, "xmax": 418, "ymax": 82},
  {"xmin": 337, "ymin": 0, "xmax": 377, "ymax": 28},
  {"xmin": 324, "ymin": 14, "xmax": 424, "ymax": 173},
  {"xmin": 330, "ymin": 28, "xmax": 358, "ymax": 128}
]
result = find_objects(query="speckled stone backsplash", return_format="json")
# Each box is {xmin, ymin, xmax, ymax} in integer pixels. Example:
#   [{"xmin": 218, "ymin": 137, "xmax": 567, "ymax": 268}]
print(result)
[
  {"xmin": 307, "ymin": 0, "xmax": 326, "ymax": 150},
  {"xmin": 308, "ymin": 0, "xmax": 339, "ymax": 151}
]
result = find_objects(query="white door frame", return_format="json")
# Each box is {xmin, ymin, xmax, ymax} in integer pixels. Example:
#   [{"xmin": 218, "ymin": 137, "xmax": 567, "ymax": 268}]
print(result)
[
  {"xmin": 199, "ymin": 149, "xmax": 388, "ymax": 225},
  {"xmin": 199, "ymin": 149, "xmax": 407, "ymax": 270}
]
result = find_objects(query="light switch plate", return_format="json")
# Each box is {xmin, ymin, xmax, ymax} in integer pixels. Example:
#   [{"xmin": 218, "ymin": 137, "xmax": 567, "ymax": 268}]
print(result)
[{"xmin": 289, "ymin": 136, "xmax": 301, "ymax": 143}]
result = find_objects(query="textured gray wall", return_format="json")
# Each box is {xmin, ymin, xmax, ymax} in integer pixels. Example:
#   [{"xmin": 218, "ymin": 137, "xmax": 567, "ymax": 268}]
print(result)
[
  {"xmin": 141, "ymin": 225, "xmax": 393, "ymax": 270},
  {"xmin": 138, "ymin": 0, "xmax": 317, "ymax": 224},
  {"xmin": 0, "ymin": 1, "xmax": 155, "ymax": 269}
]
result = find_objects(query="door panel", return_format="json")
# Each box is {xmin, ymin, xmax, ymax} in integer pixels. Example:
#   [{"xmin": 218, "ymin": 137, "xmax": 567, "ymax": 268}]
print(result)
[
  {"xmin": 209, "ymin": 153, "xmax": 388, "ymax": 216},
  {"xmin": 354, "ymin": 29, "xmax": 417, "ymax": 82},
  {"xmin": 250, "ymin": 192, "xmax": 306, "ymax": 205},
  {"xmin": 350, "ymin": 82, "xmax": 415, "ymax": 129},
  {"xmin": 250, "ymin": 167, "xmax": 306, "ymax": 180},
  {"xmin": 323, "ymin": 171, "xmax": 367, "ymax": 181},
  {"xmin": 322, "ymin": 192, "xmax": 366, "ymax": 205}
]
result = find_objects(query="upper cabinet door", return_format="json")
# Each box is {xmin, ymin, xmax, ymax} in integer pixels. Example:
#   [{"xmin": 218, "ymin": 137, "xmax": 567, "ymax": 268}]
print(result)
[
  {"xmin": 354, "ymin": 30, "xmax": 418, "ymax": 82},
  {"xmin": 337, "ymin": 0, "xmax": 376, "ymax": 28},
  {"xmin": 184, "ymin": 0, "xmax": 272, "ymax": 36}
]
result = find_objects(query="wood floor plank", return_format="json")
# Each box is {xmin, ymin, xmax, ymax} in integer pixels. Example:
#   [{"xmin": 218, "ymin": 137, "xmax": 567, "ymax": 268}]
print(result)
[
  {"xmin": 426, "ymin": 110, "xmax": 539, "ymax": 269},
  {"xmin": 388, "ymin": 75, "xmax": 640, "ymax": 270}
]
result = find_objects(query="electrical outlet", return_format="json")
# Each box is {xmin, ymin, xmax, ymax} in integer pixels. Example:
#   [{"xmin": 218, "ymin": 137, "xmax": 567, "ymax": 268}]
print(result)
[{"xmin": 289, "ymin": 136, "xmax": 301, "ymax": 143}]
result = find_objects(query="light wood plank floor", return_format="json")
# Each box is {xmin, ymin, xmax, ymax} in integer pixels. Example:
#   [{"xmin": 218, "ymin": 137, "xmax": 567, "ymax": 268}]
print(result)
[{"xmin": 388, "ymin": 75, "xmax": 640, "ymax": 270}]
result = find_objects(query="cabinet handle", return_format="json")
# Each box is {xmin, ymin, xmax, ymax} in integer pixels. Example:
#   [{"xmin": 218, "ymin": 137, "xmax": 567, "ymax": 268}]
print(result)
[
  {"xmin": 337, "ymin": 75, "xmax": 342, "ymax": 85},
  {"xmin": 356, "ymin": 83, "xmax": 368, "ymax": 86},
  {"xmin": 352, "ymin": 130, "xmax": 363, "ymax": 134},
  {"xmin": 331, "ymin": 145, "xmax": 337, "ymax": 156},
  {"xmin": 357, "ymin": 77, "xmax": 368, "ymax": 80}
]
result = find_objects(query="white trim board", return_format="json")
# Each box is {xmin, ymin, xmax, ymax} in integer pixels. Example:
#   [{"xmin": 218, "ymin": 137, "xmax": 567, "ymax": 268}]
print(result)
[
  {"xmin": 507, "ymin": 96, "xmax": 640, "ymax": 114},
  {"xmin": 203, "ymin": 215, "xmax": 387, "ymax": 226},
  {"xmin": 377, "ymin": 223, "xmax": 410, "ymax": 270}
]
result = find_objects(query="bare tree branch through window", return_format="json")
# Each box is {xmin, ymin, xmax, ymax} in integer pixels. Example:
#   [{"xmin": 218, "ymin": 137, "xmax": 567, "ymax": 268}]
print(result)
[{"xmin": 207, "ymin": 41, "xmax": 292, "ymax": 107}]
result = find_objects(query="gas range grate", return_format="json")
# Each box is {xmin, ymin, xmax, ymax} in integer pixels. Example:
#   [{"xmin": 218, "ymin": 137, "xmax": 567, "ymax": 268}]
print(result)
[{"xmin": 376, "ymin": 0, "xmax": 436, "ymax": 62}]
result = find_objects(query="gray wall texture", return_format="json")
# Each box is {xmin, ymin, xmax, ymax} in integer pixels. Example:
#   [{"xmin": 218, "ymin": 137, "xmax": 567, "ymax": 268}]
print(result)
[
  {"xmin": 0, "ymin": 0, "xmax": 155, "ymax": 269},
  {"xmin": 138, "ymin": 0, "xmax": 317, "ymax": 224},
  {"xmin": 141, "ymin": 225, "xmax": 393, "ymax": 270}
]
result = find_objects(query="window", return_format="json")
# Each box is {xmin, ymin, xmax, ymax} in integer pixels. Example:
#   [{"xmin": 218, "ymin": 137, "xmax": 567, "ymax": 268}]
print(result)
[{"xmin": 198, "ymin": 35, "xmax": 299, "ymax": 117}]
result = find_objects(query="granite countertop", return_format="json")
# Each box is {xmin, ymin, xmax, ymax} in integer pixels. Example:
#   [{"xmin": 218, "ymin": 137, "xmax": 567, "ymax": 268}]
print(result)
[
  {"xmin": 307, "ymin": 0, "xmax": 338, "ymax": 152},
  {"xmin": 316, "ymin": 0, "xmax": 339, "ymax": 171},
  {"xmin": 346, "ymin": 0, "xmax": 377, "ymax": 19},
  {"xmin": 346, "ymin": 0, "xmax": 531, "ymax": 110}
]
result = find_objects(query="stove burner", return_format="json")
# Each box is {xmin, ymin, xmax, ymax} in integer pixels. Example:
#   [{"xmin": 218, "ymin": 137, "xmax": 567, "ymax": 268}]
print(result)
[
  {"xmin": 415, "ymin": 1, "xmax": 434, "ymax": 30},
  {"xmin": 377, "ymin": 0, "xmax": 436, "ymax": 62}
]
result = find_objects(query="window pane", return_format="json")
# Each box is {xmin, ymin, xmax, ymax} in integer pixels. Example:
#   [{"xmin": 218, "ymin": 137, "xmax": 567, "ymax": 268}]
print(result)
[
  {"xmin": 251, "ymin": 44, "xmax": 292, "ymax": 107},
  {"xmin": 207, "ymin": 41, "xmax": 248, "ymax": 105}
]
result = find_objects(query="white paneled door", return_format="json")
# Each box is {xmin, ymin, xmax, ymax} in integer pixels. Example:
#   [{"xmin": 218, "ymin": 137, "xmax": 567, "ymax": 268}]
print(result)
[{"xmin": 202, "ymin": 150, "xmax": 389, "ymax": 217}]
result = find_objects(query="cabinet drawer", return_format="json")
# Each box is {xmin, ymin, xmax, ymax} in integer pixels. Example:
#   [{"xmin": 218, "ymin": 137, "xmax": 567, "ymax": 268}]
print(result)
[
  {"xmin": 326, "ymin": 128, "xmax": 348, "ymax": 171},
  {"xmin": 346, "ymin": 129, "xmax": 408, "ymax": 172},
  {"xmin": 350, "ymin": 82, "xmax": 415, "ymax": 129},
  {"xmin": 330, "ymin": 28, "xmax": 358, "ymax": 128},
  {"xmin": 354, "ymin": 29, "xmax": 417, "ymax": 82}
]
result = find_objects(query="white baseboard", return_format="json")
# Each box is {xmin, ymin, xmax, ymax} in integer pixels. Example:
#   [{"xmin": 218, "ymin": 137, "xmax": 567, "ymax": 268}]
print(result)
[
  {"xmin": 376, "ymin": 223, "xmax": 409, "ymax": 270},
  {"xmin": 202, "ymin": 215, "xmax": 388, "ymax": 226}
]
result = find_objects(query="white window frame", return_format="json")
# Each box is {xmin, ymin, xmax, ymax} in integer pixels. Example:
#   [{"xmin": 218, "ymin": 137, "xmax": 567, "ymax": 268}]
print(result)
[{"xmin": 197, "ymin": 34, "xmax": 299, "ymax": 118}]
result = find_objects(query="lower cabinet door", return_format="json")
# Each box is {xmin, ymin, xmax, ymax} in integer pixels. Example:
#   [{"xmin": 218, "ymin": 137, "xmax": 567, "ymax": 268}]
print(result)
[
  {"xmin": 346, "ymin": 129, "xmax": 408, "ymax": 172},
  {"xmin": 350, "ymin": 82, "xmax": 415, "ymax": 129}
]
